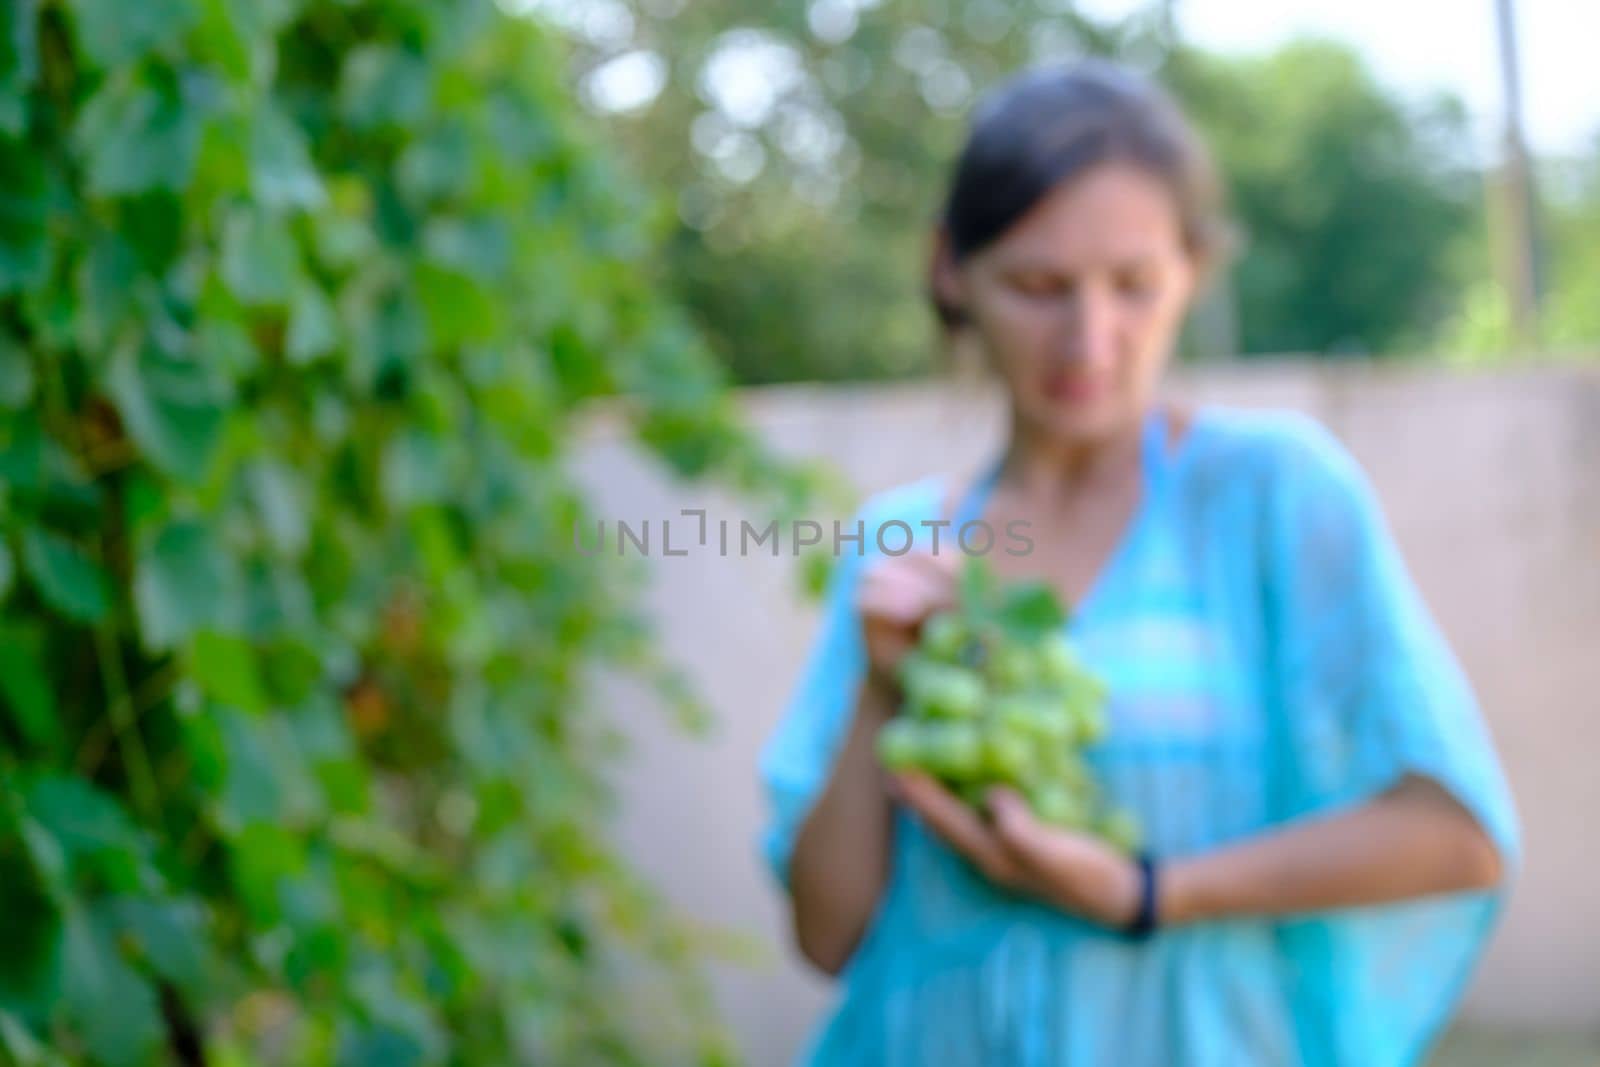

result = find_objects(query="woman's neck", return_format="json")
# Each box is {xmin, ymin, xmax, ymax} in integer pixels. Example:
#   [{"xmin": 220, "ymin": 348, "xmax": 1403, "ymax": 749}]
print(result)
[{"xmin": 996, "ymin": 405, "xmax": 1151, "ymax": 503}]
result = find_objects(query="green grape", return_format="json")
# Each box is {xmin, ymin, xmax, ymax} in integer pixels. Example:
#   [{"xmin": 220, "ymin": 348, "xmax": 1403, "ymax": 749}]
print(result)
[
  {"xmin": 901, "ymin": 568, "xmax": 1124, "ymax": 838},
  {"xmin": 876, "ymin": 718, "xmax": 926, "ymax": 771},
  {"xmin": 1030, "ymin": 782, "xmax": 1090, "ymax": 829},
  {"xmin": 896, "ymin": 650, "xmax": 933, "ymax": 690},
  {"xmin": 981, "ymin": 728, "xmax": 1034, "ymax": 784},
  {"xmin": 1055, "ymin": 755, "xmax": 1093, "ymax": 792},
  {"xmin": 924, "ymin": 721, "xmax": 985, "ymax": 779},
  {"xmin": 920, "ymin": 611, "xmax": 968, "ymax": 662},
  {"xmin": 988, "ymin": 643, "xmax": 1036, "ymax": 690},
  {"xmin": 1074, "ymin": 673, "xmax": 1110, "ymax": 706},
  {"xmin": 992, "ymin": 694, "xmax": 1037, "ymax": 735},
  {"xmin": 1030, "ymin": 697, "xmax": 1077, "ymax": 742},
  {"xmin": 1038, "ymin": 634, "xmax": 1083, "ymax": 686},
  {"xmin": 1099, "ymin": 809, "xmax": 1142, "ymax": 853},
  {"xmin": 1074, "ymin": 700, "xmax": 1109, "ymax": 744},
  {"xmin": 904, "ymin": 660, "xmax": 986, "ymax": 719},
  {"xmin": 956, "ymin": 780, "xmax": 990, "ymax": 808},
  {"xmin": 993, "ymin": 694, "xmax": 1072, "ymax": 744}
]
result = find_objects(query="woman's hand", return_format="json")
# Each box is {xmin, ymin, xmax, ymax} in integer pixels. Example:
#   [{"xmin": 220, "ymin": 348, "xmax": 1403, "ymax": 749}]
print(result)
[
  {"xmin": 889, "ymin": 771, "xmax": 1141, "ymax": 929},
  {"xmin": 855, "ymin": 550, "xmax": 959, "ymax": 697}
]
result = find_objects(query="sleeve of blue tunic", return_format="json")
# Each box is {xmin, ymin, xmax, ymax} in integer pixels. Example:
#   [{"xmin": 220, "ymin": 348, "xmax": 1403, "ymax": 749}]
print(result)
[
  {"xmin": 757, "ymin": 481, "xmax": 942, "ymax": 894},
  {"xmin": 759, "ymin": 551, "xmax": 862, "ymax": 892},
  {"xmin": 1259, "ymin": 416, "xmax": 1523, "ymax": 1067},
  {"xmin": 757, "ymin": 498, "xmax": 885, "ymax": 893}
]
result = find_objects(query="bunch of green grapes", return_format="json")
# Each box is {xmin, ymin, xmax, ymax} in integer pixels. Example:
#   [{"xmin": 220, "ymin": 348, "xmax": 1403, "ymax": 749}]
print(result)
[{"xmin": 874, "ymin": 564, "xmax": 1141, "ymax": 853}]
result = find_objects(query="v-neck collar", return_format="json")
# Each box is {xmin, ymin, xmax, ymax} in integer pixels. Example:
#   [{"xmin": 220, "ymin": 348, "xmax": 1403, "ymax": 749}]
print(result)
[{"xmin": 948, "ymin": 404, "xmax": 1204, "ymax": 627}]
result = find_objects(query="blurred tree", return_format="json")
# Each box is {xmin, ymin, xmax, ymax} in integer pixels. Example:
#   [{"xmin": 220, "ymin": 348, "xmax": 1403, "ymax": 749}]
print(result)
[
  {"xmin": 0, "ymin": 1, "xmax": 828, "ymax": 1064},
  {"xmin": 559, "ymin": 1, "xmax": 1484, "ymax": 377},
  {"xmin": 1167, "ymin": 38, "xmax": 1481, "ymax": 357},
  {"xmin": 1429, "ymin": 135, "xmax": 1600, "ymax": 361},
  {"xmin": 568, "ymin": 0, "xmax": 1129, "ymax": 383}
]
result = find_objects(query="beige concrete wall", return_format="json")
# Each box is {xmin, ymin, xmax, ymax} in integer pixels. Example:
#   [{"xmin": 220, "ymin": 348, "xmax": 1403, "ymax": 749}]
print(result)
[{"xmin": 572, "ymin": 361, "xmax": 1600, "ymax": 1065}]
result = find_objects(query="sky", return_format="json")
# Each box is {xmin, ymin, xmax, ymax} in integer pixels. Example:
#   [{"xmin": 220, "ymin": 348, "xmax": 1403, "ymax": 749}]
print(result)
[{"xmin": 1080, "ymin": 0, "xmax": 1599, "ymax": 160}]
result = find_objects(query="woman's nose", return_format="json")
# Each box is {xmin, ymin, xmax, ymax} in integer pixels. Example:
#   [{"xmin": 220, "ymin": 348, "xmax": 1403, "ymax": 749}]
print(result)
[{"xmin": 1058, "ymin": 285, "xmax": 1119, "ymax": 367}]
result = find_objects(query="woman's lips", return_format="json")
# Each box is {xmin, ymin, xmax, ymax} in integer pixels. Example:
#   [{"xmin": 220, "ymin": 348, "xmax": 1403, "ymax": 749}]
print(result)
[{"xmin": 1039, "ymin": 372, "xmax": 1101, "ymax": 403}]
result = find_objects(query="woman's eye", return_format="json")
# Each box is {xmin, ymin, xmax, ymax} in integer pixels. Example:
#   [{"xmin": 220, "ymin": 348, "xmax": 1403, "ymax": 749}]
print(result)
[
  {"xmin": 1116, "ymin": 275, "xmax": 1158, "ymax": 301},
  {"xmin": 1012, "ymin": 276, "xmax": 1063, "ymax": 298}
]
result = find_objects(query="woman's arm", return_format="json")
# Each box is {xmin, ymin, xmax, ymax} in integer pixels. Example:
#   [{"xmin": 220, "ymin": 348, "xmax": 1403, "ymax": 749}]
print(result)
[
  {"xmin": 786, "ymin": 677, "xmax": 899, "ymax": 975},
  {"xmin": 784, "ymin": 547, "xmax": 959, "ymax": 974},
  {"xmin": 891, "ymin": 769, "xmax": 1505, "ymax": 930},
  {"xmin": 1159, "ymin": 773, "xmax": 1504, "ymax": 924}
]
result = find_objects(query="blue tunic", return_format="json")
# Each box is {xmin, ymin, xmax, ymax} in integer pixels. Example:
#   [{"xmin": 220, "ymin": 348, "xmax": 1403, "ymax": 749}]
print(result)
[{"xmin": 757, "ymin": 403, "xmax": 1521, "ymax": 1067}]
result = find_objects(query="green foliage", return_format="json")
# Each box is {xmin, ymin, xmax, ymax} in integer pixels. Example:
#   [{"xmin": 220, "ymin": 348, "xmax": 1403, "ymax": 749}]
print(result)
[
  {"xmin": 1168, "ymin": 39, "xmax": 1480, "ymax": 356},
  {"xmin": 567, "ymin": 6, "xmax": 1485, "ymax": 379},
  {"xmin": 0, "ymin": 1, "xmax": 824, "ymax": 1063},
  {"xmin": 1428, "ymin": 140, "xmax": 1600, "ymax": 362},
  {"xmin": 582, "ymin": 0, "xmax": 1128, "ymax": 384}
]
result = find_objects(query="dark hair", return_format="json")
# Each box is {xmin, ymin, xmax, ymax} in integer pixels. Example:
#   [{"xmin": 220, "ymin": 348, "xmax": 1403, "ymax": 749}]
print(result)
[{"xmin": 930, "ymin": 57, "xmax": 1233, "ymax": 331}]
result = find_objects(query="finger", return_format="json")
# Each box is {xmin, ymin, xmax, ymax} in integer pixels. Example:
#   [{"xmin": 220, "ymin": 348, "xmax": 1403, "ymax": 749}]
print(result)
[
  {"xmin": 986, "ymin": 787, "xmax": 1059, "ymax": 875},
  {"xmin": 859, "ymin": 568, "xmax": 957, "ymax": 623},
  {"xmin": 896, "ymin": 551, "xmax": 961, "ymax": 601},
  {"xmin": 898, "ymin": 548, "xmax": 961, "ymax": 578},
  {"xmin": 864, "ymin": 554, "xmax": 956, "ymax": 596},
  {"xmin": 864, "ymin": 550, "xmax": 959, "ymax": 593},
  {"xmin": 895, "ymin": 774, "xmax": 1019, "ymax": 882}
]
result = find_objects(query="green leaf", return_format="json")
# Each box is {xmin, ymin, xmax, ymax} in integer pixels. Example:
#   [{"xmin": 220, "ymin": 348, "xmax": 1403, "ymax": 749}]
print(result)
[
  {"xmin": 0, "ymin": 540, "xmax": 11, "ymax": 601},
  {"xmin": 120, "ymin": 469, "xmax": 169, "ymax": 540},
  {"xmin": 0, "ymin": 330, "xmax": 30, "ymax": 409},
  {"xmin": 105, "ymin": 897, "xmax": 212, "ymax": 1004},
  {"xmin": 798, "ymin": 548, "xmax": 834, "ymax": 602},
  {"xmin": 60, "ymin": 901, "xmax": 164, "ymax": 1067},
  {"xmin": 195, "ymin": 316, "xmax": 260, "ymax": 379},
  {"xmin": 65, "ymin": 0, "xmax": 199, "ymax": 68},
  {"xmin": 239, "ymin": 557, "xmax": 315, "ymax": 636},
  {"xmin": 188, "ymin": 629, "xmax": 266, "ymax": 713},
  {"xmin": 133, "ymin": 519, "xmax": 235, "ymax": 649},
  {"xmin": 957, "ymin": 552, "xmax": 998, "ymax": 616},
  {"xmin": 0, "ymin": 1009, "xmax": 70, "ymax": 1067},
  {"xmin": 337, "ymin": 1026, "xmax": 426, "ymax": 1067},
  {"xmin": 72, "ymin": 232, "xmax": 142, "ymax": 354},
  {"xmin": 0, "ymin": 621, "xmax": 58, "ymax": 749},
  {"xmin": 20, "ymin": 527, "xmax": 110, "ymax": 623},
  {"xmin": 0, "ymin": 141, "xmax": 51, "ymax": 294},
  {"xmin": 74, "ymin": 71, "xmax": 206, "ymax": 197},
  {"xmin": 194, "ymin": 0, "xmax": 302, "ymax": 83},
  {"xmin": 0, "ymin": 814, "xmax": 62, "ymax": 1012},
  {"xmin": 0, "ymin": 415, "xmax": 60, "ymax": 493},
  {"xmin": 251, "ymin": 100, "xmax": 323, "ymax": 209},
  {"xmin": 396, "ymin": 121, "xmax": 472, "ymax": 203},
  {"xmin": 263, "ymin": 640, "xmax": 326, "ymax": 710},
  {"xmin": 339, "ymin": 45, "xmax": 430, "ymax": 130},
  {"xmin": 225, "ymin": 821, "xmax": 303, "ymax": 922},
  {"xmin": 220, "ymin": 205, "xmax": 298, "ymax": 305},
  {"xmin": 18, "ymin": 277, "xmax": 73, "ymax": 351},
  {"xmin": 381, "ymin": 430, "xmax": 452, "ymax": 508},
  {"xmin": 0, "ymin": 0, "xmax": 40, "ymax": 137},
  {"xmin": 216, "ymin": 708, "xmax": 320, "ymax": 830},
  {"xmin": 287, "ymin": 280, "xmax": 338, "ymax": 363},
  {"xmin": 415, "ymin": 263, "xmax": 498, "ymax": 349},
  {"xmin": 21, "ymin": 776, "xmax": 149, "ymax": 888},
  {"xmin": 106, "ymin": 342, "xmax": 227, "ymax": 482},
  {"xmin": 995, "ymin": 581, "xmax": 1067, "ymax": 637},
  {"xmin": 421, "ymin": 216, "xmax": 510, "ymax": 280},
  {"xmin": 248, "ymin": 460, "xmax": 309, "ymax": 555}
]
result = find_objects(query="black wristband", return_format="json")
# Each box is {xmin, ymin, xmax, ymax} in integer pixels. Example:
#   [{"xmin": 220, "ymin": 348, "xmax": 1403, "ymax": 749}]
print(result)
[{"xmin": 1122, "ymin": 852, "xmax": 1159, "ymax": 940}]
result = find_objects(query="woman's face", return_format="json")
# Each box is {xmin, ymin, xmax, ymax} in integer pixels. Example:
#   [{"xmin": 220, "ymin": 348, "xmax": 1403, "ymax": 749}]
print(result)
[{"xmin": 938, "ymin": 161, "xmax": 1198, "ymax": 445}]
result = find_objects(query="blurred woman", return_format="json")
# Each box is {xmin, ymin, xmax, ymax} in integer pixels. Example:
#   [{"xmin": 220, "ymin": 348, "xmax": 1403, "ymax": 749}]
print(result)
[{"xmin": 757, "ymin": 57, "xmax": 1519, "ymax": 1067}]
